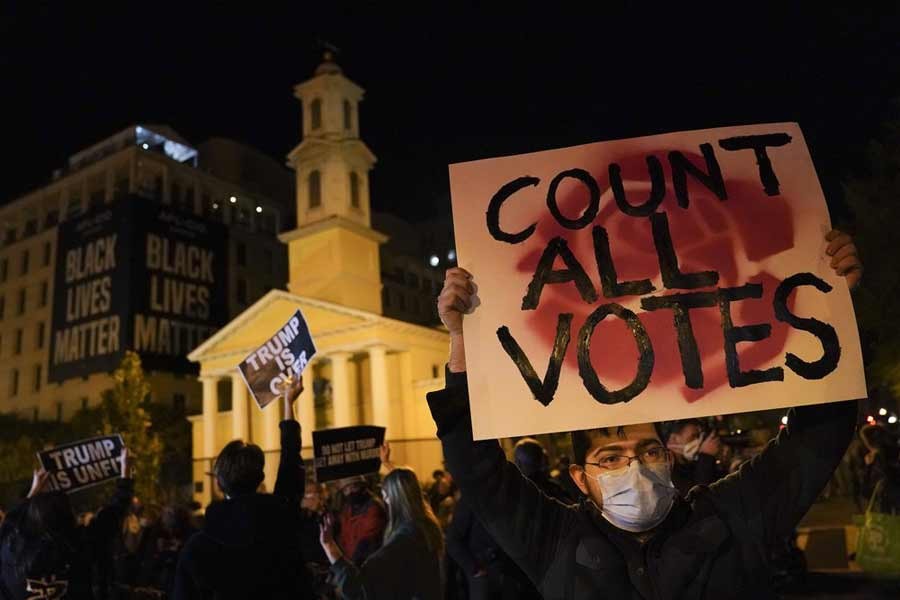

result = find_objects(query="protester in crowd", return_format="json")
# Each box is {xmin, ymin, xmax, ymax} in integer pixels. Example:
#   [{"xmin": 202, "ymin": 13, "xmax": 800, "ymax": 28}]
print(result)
[
  {"xmin": 173, "ymin": 376, "xmax": 313, "ymax": 599},
  {"xmin": 0, "ymin": 450, "xmax": 133, "ymax": 600},
  {"xmin": 334, "ymin": 475, "xmax": 386, "ymax": 566},
  {"xmin": 447, "ymin": 492, "xmax": 537, "ymax": 600},
  {"xmin": 320, "ymin": 467, "xmax": 444, "ymax": 600},
  {"xmin": 112, "ymin": 499, "xmax": 163, "ymax": 597},
  {"xmin": 299, "ymin": 483, "xmax": 334, "ymax": 600},
  {"xmin": 132, "ymin": 504, "xmax": 196, "ymax": 597},
  {"xmin": 551, "ymin": 455, "xmax": 583, "ymax": 500},
  {"xmin": 427, "ymin": 469, "xmax": 451, "ymax": 515},
  {"xmin": 430, "ymin": 230, "xmax": 862, "ymax": 598},
  {"xmin": 664, "ymin": 419, "xmax": 723, "ymax": 496},
  {"xmin": 514, "ymin": 438, "xmax": 575, "ymax": 503},
  {"xmin": 860, "ymin": 424, "xmax": 900, "ymax": 514}
]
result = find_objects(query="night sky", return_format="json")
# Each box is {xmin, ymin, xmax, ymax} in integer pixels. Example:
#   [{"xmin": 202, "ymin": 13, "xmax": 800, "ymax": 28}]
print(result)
[{"xmin": 2, "ymin": 5, "xmax": 899, "ymax": 222}]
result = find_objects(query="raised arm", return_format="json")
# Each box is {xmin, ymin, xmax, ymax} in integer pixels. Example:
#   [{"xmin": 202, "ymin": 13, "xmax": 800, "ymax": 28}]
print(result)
[
  {"xmin": 274, "ymin": 375, "xmax": 305, "ymax": 501},
  {"xmin": 704, "ymin": 229, "xmax": 862, "ymax": 544},
  {"xmin": 429, "ymin": 268, "xmax": 576, "ymax": 587}
]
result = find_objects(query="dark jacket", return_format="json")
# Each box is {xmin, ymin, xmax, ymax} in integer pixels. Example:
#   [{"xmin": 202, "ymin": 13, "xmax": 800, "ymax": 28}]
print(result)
[
  {"xmin": 331, "ymin": 523, "xmax": 443, "ymax": 600},
  {"xmin": 336, "ymin": 496, "xmax": 386, "ymax": 565},
  {"xmin": 173, "ymin": 420, "xmax": 312, "ymax": 599},
  {"xmin": 0, "ymin": 478, "xmax": 134, "ymax": 600},
  {"xmin": 428, "ymin": 370, "xmax": 857, "ymax": 600}
]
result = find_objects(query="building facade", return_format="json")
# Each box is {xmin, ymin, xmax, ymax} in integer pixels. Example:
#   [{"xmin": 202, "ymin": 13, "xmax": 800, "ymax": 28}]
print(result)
[
  {"xmin": 187, "ymin": 54, "xmax": 450, "ymax": 504},
  {"xmin": 0, "ymin": 125, "xmax": 290, "ymax": 420}
]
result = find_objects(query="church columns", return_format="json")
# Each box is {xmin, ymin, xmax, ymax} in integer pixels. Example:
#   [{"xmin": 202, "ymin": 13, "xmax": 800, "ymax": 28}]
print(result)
[
  {"xmin": 368, "ymin": 345, "xmax": 390, "ymax": 428},
  {"xmin": 330, "ymin": 352, "xmax": 353, "ymax": 427},
  {"xmin": 200, "ymin": 376, "xmax": 219, "ymax": 507},
  {"xmin": 300, "ymin": 364, "xmax": 316, "ymax": 448},
  {"xmin": 230, "ymin": 372, "xmax": 250, "ymax": 442}
]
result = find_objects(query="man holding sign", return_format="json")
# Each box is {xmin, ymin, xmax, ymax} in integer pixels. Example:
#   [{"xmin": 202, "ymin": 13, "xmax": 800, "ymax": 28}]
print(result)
[{"xmin": 429, "ymin": 125, "xmax": 865, "ymax": 599}]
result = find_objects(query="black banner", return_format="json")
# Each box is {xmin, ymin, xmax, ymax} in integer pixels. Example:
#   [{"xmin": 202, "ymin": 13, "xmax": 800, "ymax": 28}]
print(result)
[
  {"xmin": 313, "ymin": 425, "xmax": 385, "ymax": 483},
  {"xmin": 37, "ymin": 435, "xmax": 125, "ymax": 493},
  {"xmin": 237, "ymin": 309, "xmax": 316, "ymax": 409},
  {"xmin": 48, "ymin": 197, "xmax": 228, "ymax": 382}
]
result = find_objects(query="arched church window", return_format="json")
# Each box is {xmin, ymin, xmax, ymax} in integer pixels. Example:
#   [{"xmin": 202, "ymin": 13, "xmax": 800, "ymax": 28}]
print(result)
[
  {"xmin": 311, "ymin": 98, "xmax": 322, "ymax": 130},
  {"xmin": 350, "ymin": 172, "xmax": 360, "ymax": 208},
  {"xmin": 309, "ymin": 170, "xmax": 322, "ymax": 208},
  {"xmin": 343, "ymin": 99, "xmax": 352, "ymax": 130}
]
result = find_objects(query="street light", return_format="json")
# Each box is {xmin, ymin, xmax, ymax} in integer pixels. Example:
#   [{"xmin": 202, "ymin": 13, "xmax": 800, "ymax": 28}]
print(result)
[
  {"xmin": 879, "ymin": 408, "xmax": 888, "ymax": 416},
  {"xmin": 255, "ymin": 206, "xmax": 262, "ymax": 213},
  {"xmin": 781, "ymin": 416, "xmax": 788, "ymax": 426},
  {"xmin": 890, "ymin": 416, "xmax": 898, "ymax": 424},
  {"xmin": 229, "ymin": 196, "xmax": 237, "ymax": 203},
  {"xmin": 429, "ymin": 255, "xmax": 440, "ymax": 267}
]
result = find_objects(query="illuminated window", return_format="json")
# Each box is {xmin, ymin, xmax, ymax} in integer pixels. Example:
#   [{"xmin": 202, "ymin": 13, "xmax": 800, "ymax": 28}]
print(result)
[
  {"xmin": 311, "ymin": 98, "xmax": 322, "ymax": 130},
  {"xmin": 343, "ymin": 99, "xmax": 352, "ymax": 130},
  {"xmin": 350, "ymin": 172, "xmax": 360, "ymax": 208},
  {"xmin": 309, "ymin": 171, "xmax": 322, "ymax": 208}
]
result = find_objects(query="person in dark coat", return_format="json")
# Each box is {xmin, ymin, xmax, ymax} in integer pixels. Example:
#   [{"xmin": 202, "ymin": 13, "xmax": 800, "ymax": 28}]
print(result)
[
  {"xmin": 431, "ymin": 229, "xmax": 862, "ymax": 600},
  {"xmin": 514, "ymin": 438, "xmax": 576, "ymax": 504},
  {"xmin": 173, "ymin": 376, "xmax": 313, "ymax": 600},
  {"xmin": 320, "ymin": 467, "xmax": 444, "ymax": 600},
  {"xmin": 0, "ymin": 451, "xmax": 133, "ymax": 600},
  {"xmin": 663, "ymin": 419, "xmax": 723, "ymax": 497}
]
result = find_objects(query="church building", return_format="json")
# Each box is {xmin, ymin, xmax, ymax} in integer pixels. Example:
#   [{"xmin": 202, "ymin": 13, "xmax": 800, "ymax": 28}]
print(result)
[{"xmin": 187, "ymin": 54, "xmax": 450, "ymax": 504}]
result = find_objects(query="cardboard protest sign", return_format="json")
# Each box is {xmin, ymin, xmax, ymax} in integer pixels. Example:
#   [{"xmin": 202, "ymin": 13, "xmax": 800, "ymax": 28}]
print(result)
[
  {"xmin": 238, "ymin": 309, "xmax": 316, "ymax": 409},
  {"xmin": 37, "ymin": 435, "xmax": 125, "ymax": 493},
  {"xmin": 313, "ymin": 425, "xmax": 386, "ymax": 483},
  {"xmin": 448, "ymin": 123, "xmax": 866, "ymax": 440}
]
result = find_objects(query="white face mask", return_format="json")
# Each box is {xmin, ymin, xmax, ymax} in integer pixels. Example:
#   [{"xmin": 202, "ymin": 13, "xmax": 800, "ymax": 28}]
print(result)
[
  {"xmin": 593, "ymin": 461, "xmax": 677, "ymax": 532},
  {"xmin": 682, "ymin": 436, "xmax": 702, "ymax": 461}
]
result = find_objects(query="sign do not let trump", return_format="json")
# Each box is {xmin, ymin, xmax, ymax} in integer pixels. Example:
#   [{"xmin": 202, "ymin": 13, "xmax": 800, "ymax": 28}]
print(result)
[{"xmin": 448, "ymin": 123, "xmax": 866, "ymax": 440}]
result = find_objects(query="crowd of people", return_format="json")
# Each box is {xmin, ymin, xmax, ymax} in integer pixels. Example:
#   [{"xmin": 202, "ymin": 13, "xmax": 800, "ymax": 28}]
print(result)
[{"xmin": 0, "ymin": 229, "xmax": 894, "ymax": 598}]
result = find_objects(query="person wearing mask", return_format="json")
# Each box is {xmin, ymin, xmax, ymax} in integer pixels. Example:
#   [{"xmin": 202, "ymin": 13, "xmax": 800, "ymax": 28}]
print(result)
[
  {"xmin": 173, "ymin": 376, "xmax": 313, "ymax": 599},
  {"xmin": 664, "ymin": 419, "xmax": 723, "ymax": 496},
  {"xmin": 320, "ymin": 467, "xmax": 444, "ymax": 600},
  {"xmin": 0, "ymin": 450, "xmax": 133, "ymax": 600},
  {"xmin": 514, "ymin": 438, "xmax": 575, "ymax": 503},
  {"xmin": 429, "ymin": 230, "xmax": 862, "ymax": 599},
  {"xmin": 334, "ymin": 477, "xmax": 386, "ymax": 566}
]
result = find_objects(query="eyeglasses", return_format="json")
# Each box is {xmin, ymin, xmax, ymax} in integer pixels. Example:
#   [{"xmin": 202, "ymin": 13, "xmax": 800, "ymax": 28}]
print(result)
[{"xmin": 583, "ymin": 446, "xmax": 671, "ymax": 471}]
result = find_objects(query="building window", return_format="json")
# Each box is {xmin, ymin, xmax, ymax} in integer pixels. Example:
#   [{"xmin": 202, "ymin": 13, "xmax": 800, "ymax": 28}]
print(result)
[
  {"xmin": 14, "ymin": 329, "xmax": 23, "ymax": 354},
  {"xmin": 17, "ymin": 289, "xmax": 26, "ymax": 315},
  {"xmin": 39, "ymin": 282, "xmax": 48, "ymax": 307},
  {"xmin": 24, "ymin": 219, "xmax": 38, "ymax": 238},
  {"xmin": 33, "ymin": 364, "xmax": 41, "ymax": 392},
  {"xmin": 237, "ymin": 279, "xmax": 248, "ymax": 305},
  {"xmin": 10, "ymin": 369, "xmax": 18, "ymax": 396},
  {"xmin": 36, "ymin": 322, "xmax": 45, "ymax": 350},
  {"xmin": 81, "ymin": 397, "xmax": 89, "ymax": 411},
  {"xmin": 350, "ymin": 172, "xmax": 360, "ymax": 208},
  {"xmin": 343, "ymin": 99, "xmax": 352, "ymax": 130},
  {"xmin": 0, "ymin": 296, "xmax": 4, "ymax": 320},
  {"xmin": 237, "ymin": 242, "xmax": 247, "ymax": 267},
  {"xmin": 310, "ymin": 98, "xmax": 322, "ymax": 130},
  {"xmin": 0, "ymin": 258, "xmax": 7, "ymax": 282},
  {"xmin": 45, "ymin": 209, "xmax": 59, "ymax": 228},
  {"xmin": 56, "ymin": 401, "xmax": 63, "ymax": 422},
  {"xmin": 308, "ymin": 171, "xmax": 322, "ymax": 209},
  {"xmin": 20, "ymin": 250, "xmax": 29, "ymax": 275},
  {"xmin": 43, "ymin": 242, "xmax": 52, "ymax": 267}
]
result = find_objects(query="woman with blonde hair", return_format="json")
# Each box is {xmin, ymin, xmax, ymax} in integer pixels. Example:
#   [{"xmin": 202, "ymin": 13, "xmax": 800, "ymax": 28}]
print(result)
[{"xmin": 320, "ymin": 466, "xmax": 444, "ymax": 599}]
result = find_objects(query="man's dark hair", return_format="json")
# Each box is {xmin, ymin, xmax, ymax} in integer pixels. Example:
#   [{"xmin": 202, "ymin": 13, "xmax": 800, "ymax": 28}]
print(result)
[
  {"xmin": 214, "ymin": 440, "xmax": 265, "ymax": 496},
  {"xmin": 659, "ymin": 419, "xmax": 704, "ymax": 444},
  {"xmin": 571, "ymin": 424, "xmax": 666, "ymax": 466}
]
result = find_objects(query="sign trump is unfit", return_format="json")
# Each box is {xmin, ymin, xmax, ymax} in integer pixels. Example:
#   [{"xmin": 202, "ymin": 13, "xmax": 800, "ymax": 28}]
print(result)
[
  {"xmin": 38, "ymin": 435, "xmax": 125, "ymax": 493},
  {"xmin": 238, "ymin": 309, "xmax": 317, "ymax": 409}
]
